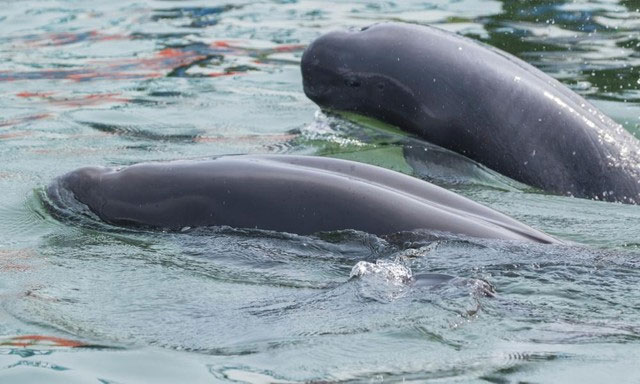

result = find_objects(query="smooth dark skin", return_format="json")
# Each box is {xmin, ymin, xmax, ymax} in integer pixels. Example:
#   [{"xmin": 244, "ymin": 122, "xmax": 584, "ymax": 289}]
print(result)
[
  {"xmin": 301, "ymin": 22, "xmax": 640, "ymax": 204},
  {"xmin": 47, "ymin": 155, "xmax": 557, "ymax": 243}
]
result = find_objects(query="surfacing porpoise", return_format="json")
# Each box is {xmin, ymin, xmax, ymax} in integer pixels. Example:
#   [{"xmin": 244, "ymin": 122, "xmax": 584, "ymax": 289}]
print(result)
[
  {"xmin": 46, "ymin": 155, "xmax": 557, "ymax": 243},
  {"xmin": 301, "ymin": 22, "xmax": 640, "ymax": 204}
]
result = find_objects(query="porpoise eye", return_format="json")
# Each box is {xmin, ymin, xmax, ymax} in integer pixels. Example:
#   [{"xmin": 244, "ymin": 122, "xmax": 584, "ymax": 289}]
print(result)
[
  {"xmin": 377, "ymin": 83, "xmax": 384, "ymax": 90},
  {"xmin": 345, "ymin": 77, "xmax": 361, "ymax": 88}
]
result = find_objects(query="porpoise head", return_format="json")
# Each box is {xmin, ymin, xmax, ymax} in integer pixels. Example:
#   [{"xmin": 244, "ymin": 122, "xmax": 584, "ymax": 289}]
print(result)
[
  {"xmin": 46, "ymin": 166, "xmax": 113, "ymax": 221},
  {"xmin": 301, "ymin": 27, "xmax": 372, "ymax": 111},
  {"xmin": 301, "ymin": 23, "xmax": 431, "ymax": 131},
  {"xmin": 46, "ymin": 161, "xmax": 238, "ymax": 230}
]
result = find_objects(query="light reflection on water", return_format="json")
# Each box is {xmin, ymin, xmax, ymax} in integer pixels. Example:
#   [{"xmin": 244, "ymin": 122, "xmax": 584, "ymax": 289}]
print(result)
[{"xmin": 1, "ymin": 0, "xmax": 640, "ymax": 382}]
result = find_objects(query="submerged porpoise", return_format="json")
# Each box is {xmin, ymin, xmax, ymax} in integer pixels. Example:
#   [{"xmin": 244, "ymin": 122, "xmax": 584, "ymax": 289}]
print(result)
[
  {"xmin": 301, "ymin": 22, "xmax": 640, "ymax": 204},
  {"xmin": 46, "ymin": 155, "xmax": 557, "ymax": 243}
]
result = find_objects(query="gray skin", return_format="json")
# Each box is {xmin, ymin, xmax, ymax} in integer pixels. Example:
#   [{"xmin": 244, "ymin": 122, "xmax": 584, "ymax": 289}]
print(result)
[
  {"xmin": 47, "ymin": 155, "xmax": 557, "ymax": 243},
  {"xmin": 301, "ymin": 22, "xmax": 640, "ymax": 204}
]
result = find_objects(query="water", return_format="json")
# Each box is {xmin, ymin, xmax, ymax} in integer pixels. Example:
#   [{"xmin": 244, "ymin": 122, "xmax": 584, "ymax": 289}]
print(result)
[{"xmin": 1, "ymin": 0, "xmax": 639, "ymax": 382}]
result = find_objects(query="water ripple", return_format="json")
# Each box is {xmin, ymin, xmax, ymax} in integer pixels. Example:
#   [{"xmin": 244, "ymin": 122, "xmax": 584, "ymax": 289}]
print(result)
[{"xmin": 1, "ymin": 0, "xmax": 640, "ymax": 382}]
